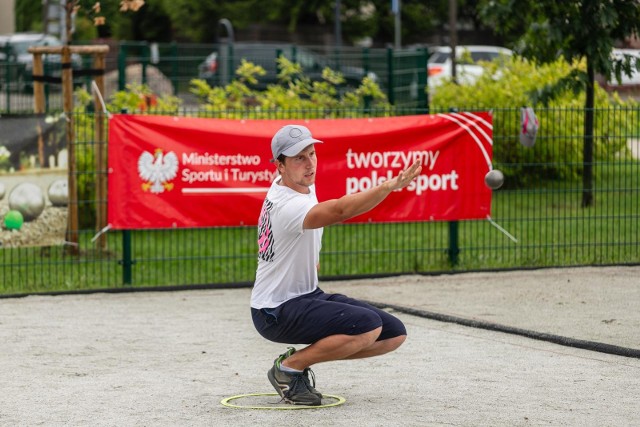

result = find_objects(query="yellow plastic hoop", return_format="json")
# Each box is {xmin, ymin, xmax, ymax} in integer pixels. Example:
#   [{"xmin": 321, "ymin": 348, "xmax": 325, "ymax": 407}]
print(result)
[{"xmin": 220, "ymin": 392, "xmax": 346, "ymax": 410}]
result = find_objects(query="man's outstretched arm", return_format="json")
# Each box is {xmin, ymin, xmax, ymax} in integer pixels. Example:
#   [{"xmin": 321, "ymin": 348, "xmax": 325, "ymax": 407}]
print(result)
[{"xmin": 303, "ymin": 160, "xmax": 422, "ymax": 229}]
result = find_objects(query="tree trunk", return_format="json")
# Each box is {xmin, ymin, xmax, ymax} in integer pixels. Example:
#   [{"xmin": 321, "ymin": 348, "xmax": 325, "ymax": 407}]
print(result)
[{"xmin": 582, "ymin": 58, "xmax": 595, "ymax": 208}]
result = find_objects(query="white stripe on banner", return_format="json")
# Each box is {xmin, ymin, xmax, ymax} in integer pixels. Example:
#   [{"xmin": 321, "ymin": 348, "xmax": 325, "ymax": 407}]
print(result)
[
  {"xmin": 436, "ymin": 113, "xmax": 493, "ymax": 171},
  {"xmin": 182, "ymin": 188, "xmax": 269, "ymax": 194},
  {"xmin": 451, "ymin": 112, "xmax": 493, "ymax": 146}
]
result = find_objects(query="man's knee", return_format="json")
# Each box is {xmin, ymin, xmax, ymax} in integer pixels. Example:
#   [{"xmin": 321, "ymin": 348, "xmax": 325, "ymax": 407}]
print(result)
[
  {"xmin": 377, "ymin": 334, "xmax": 406, "ymax": 354},
  {"xmin": 387, "ymin": 334, "xmax": 407, "ymax": 351},
  {"xmin": 355, "ymin": 326, "xmax": 382, "ymax": 348}
]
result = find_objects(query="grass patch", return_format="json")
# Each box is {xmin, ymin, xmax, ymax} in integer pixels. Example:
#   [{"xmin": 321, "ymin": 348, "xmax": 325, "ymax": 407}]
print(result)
[{"xmin": 1, "ymin": 163, "xmax": 638, "ymax": 295}]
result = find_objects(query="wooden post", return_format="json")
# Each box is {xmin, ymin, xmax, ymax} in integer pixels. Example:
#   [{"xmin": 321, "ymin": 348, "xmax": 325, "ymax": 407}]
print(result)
[
  {"xmin": 32, "ymin": 53, "xmax": 46, "ymax": 169},
  {"xmin": 32, "ymin": 53, "xmax": 45, "ymax": 113},
  {"xmin": 94, "ymin": 52, "xmax": 108, "ymax": 250},
  {"xmin": 61, "ymin": 45, "xmax": 79, "ymax": 255},
  {"xmin": 28, "ymin": 45, "xmax": 110, "ymax": 254}
]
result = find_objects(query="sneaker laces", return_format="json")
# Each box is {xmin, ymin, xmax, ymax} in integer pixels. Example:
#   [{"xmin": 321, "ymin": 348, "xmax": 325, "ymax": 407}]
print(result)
[
  {"xmin": 303, "ymin": 368, "xmax": 316, "ymax": 391},
  {"xmin": 281, "ymin": 373, "xmax": 310, "ymax": 401}
]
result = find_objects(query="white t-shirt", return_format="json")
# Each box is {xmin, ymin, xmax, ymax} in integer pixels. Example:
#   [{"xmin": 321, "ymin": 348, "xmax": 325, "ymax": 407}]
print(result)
[{"xmin": 251, "ymin": 176, "xmax": 323, "ymax": 309}]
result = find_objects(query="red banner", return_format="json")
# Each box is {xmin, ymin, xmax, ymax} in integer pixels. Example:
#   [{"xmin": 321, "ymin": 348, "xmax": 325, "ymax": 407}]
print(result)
[{"xmin": 108, "ymin": 113, "xmax": 493, "ymax": 229}]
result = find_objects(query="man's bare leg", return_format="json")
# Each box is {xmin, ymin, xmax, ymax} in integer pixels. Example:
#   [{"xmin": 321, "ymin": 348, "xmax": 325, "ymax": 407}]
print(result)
[
  {"xmin": 281, "ymin": 327, "xmax": 406, "ymax": 371},
  {"xmin": 343, "ymin": 334, "xmax": 406, "ymax": 359}
]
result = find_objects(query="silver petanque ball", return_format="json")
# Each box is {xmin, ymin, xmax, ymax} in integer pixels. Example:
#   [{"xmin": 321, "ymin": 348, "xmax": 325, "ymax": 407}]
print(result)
[
  {"xmin": 484, "ymin": 169, "xmax": 505, "ymax": 190},
  {"xmin": 48, "ymin": 179, "xmax": 68, "ymax": 207},
  {"xmin": 0, "ymin": 182, "xmax": 5, "ymax": 200},
  {"xmin": 8, "ymin": 182, "xmax": 45, "ymax": 221}
]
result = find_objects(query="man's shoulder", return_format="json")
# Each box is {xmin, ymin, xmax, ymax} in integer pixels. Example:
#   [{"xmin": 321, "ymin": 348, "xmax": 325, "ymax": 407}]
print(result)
[{"xmin": 269, "ymin": 182, "xmax": 316, "ymax": 202}]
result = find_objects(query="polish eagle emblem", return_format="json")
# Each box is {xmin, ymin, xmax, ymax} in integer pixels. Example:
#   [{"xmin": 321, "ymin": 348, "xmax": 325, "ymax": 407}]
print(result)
[{"xmin": 138, "ymin": 148, "xmax": 179, "ymax": 194}]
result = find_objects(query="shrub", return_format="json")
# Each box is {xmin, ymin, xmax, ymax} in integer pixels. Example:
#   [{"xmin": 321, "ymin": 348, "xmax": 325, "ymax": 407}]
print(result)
[
  {"xmin": 430, "ymin": 57, "xmax": 639, "ymax": 185},
  {"xmin": 189, "ymin": 56, "xmax": 392, "ymax": 118}
]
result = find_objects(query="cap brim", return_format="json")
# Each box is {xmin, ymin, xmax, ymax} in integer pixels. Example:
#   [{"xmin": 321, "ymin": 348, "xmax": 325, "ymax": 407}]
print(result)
[{"xmin": 280, "ymin": 138, "xmax": 323, "ymax": 157}]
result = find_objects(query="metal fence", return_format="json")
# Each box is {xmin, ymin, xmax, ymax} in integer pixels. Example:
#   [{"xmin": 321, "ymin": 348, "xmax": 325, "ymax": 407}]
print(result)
[
  {"xmin": 0, "ymin": 106, "xmax": 638, "ymax": 295},
  {"xmin": 0, "ymin": 41, "xmax": 428, "ymax": 114}
]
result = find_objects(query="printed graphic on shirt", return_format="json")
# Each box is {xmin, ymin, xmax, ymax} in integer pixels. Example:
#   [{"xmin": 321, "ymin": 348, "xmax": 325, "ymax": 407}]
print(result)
[{"xmin": 257, "ymin": 199, "xmax": 275, "ymax": 262}]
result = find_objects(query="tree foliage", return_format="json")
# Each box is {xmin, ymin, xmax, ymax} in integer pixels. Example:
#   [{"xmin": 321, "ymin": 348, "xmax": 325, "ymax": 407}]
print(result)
[
  {"xmin": 479, "ymin": 0, "xmax": 640, "ymax": 206},
  {"xmin": 15, "ymin": 0, "xmax": 498, "ymax": 46},
  {"xmin": 15, "ymin": 0, "xmax": 42, "ymax": 32},
  {"xmin": 480, "ymin": 0, "xmax": 640, "ymax": 85},
  {"xmin": 431, "ymin": 56, "xmax": 637, "ymax": 186}
]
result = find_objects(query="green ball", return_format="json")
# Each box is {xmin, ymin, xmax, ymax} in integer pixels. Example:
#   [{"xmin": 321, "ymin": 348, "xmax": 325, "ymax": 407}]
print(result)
[{"xmin": 4, "ymin": 210, "xmax": 24, "ymax": 230}]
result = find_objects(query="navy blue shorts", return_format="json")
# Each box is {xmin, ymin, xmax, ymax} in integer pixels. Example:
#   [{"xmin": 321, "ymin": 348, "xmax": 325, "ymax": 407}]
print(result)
[{"xmin": 251, "ymin": 288, "xmax": 407, "ymax": 345}]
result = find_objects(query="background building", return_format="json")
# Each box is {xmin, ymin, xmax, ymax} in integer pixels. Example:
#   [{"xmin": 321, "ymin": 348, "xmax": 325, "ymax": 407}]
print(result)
[{"xmin": 0, "ymin": 0, "xmax": 16, "ymax": 34}]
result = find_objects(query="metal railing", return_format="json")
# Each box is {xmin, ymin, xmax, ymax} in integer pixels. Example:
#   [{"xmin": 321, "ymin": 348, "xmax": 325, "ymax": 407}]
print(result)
[
  {"xmin": 0, "ymin": 106, "xmax": 638, "ymax": 295},
  {"xmin": 0, "ymin": 41, "xmax": 429, "ymax": 113}
]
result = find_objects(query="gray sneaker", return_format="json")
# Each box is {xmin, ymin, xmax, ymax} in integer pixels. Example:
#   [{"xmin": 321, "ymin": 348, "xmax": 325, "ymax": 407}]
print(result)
[
  {"xmin": 268, "ymin": 364, "xmax": 321, "ymax": 406},
  {"xmin": 273, "ymin": 347, "xmax": 322, "ymax": 399}
]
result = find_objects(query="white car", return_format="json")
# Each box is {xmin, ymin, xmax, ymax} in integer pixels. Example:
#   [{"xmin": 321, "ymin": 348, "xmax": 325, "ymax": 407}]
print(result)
[
  {"xmin": 427, "ymin": 45, "xmax": 513, "ymax": 90},
  {"xmin": 606, "ymin": 48, "xmax": 640, "ymax": 86},
  {"xmin": 0, "ymin": 32, "xmax": 82, "ymax": 92}
]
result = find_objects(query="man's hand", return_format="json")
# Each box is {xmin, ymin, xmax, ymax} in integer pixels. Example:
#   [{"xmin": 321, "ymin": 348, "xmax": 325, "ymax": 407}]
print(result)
[{"xmin": 386, "ymin": 160, "xmax": 422, "ymax": 191}]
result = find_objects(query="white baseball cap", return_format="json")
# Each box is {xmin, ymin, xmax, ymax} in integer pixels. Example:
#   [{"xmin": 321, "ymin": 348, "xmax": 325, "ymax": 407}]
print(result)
[{"xmin": 271, "ymin": 125, "xmax": 323, "ymax": 161}]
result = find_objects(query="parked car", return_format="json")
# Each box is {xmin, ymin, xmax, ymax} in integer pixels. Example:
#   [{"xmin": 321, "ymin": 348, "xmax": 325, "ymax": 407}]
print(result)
[
  {"xmin": 0, "ymin": 32, "xmax": 81, "ymax": 93},
  {"xmin": 427, "ymin": 45, "xmax": 513, "ymax": 90},
  {"xmin": 197, "ymin": 42, "xmax": 377, "ymax": 89},
  {"xmin": 605, "ymin": 48, "xmax": 640, "ymax": 87}
]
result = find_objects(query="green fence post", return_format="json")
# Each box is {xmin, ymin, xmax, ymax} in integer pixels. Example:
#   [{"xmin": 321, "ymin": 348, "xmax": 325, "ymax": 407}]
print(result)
[
  {"xmin": 118, "ymin": 43, "xmax": 126, "ymax": 91},
  {"xmin": 121, "ymin": 230, "xmax": 133, "ymax": 286},
  {"xmin": 363, "ymin": 47, "xmax": 370, "ymax": 77},
  {"xmin": 447, "ymin": 221, "xmax": 460, "ymax": 266},
  {"xmin": 118, "ymin": 108, "xmax": 133, "ymax": 286},
  {"xmin": 447, "ymin": 106, "xmax": 459, "ymax": 265},
  {"xmin": 83, "ymin": 54, "xmax": 92, "ymax": 94},
  {"xmin": 227, "ymin": 43, "xmax": 234, "ymax": 86},
  {"xmin": 142, "ymin": 42, "xmax": 149, "ymax": 85},
  {"xmin": 171, "ymin": 41, "xmax": 178, "ymax": 94},
  {"xmin": 363, "ymin": 47, "xmax": 371, "ymax": 112},
  {"xmin": 386, "ymin": 47, "xmax": 395, "ymax": 105},
  {"xmin": 333, "ymin": 45, "xmax": 341, "ymax": 71},
  {"xmin": 276, "ymin": 48, "xmax": 283, "ymax": 76},
  {"xmin": 417, "ymin": 47, "xmax": 428, "ymax": 111}
]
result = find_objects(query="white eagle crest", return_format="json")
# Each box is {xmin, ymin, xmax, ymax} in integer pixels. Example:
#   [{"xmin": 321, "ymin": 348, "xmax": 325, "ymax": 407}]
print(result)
[{"xmin": 138, "ymin": 149, "xmax": 179, "ymax": 193}]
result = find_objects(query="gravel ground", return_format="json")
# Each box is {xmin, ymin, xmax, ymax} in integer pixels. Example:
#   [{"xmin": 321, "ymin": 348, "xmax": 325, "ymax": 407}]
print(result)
[
  {"xmin": 0, "ymin": 205, "xmax": 67, "ymax": 247},
  {"xmin": 0, "ymin": 265, "xmax": 639, "ymax": 426},
  {"xmin": 0, "ymin": 170, "xmax": 68, "ymax": 248}
]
